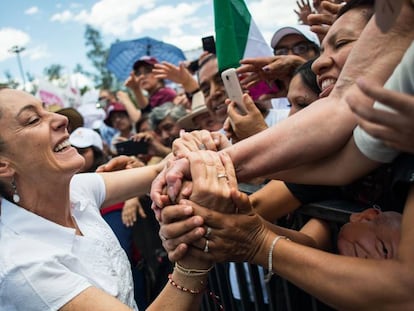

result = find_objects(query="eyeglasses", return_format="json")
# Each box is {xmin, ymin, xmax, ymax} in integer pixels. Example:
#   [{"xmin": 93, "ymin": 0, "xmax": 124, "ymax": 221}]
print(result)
[{"xmin": 273, "ymin": 42, "xmax": 315, "ymax": 56}]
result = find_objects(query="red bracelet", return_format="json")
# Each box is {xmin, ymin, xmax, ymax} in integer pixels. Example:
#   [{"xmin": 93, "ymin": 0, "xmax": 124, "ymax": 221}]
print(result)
[
  {"xmin": 167, "ymin": 274, "xmax": 224, "ymax": 310},
  {"xmin": 168, "ymin": 274, "xmax": 204, "ymax": 295}
]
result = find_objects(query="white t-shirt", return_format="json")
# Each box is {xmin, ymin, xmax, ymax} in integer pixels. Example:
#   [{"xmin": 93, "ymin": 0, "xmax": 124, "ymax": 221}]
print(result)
[
  {"xmin": 354, "ymin": 41, "xmax": 414, "ymax": 162},
  {"xmin": 0, "ymin": 173, "xmax": 138, "ymax": 311}
]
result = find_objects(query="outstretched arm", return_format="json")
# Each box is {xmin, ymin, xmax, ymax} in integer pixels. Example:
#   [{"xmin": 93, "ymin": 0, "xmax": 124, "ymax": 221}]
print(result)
[{"xmin": 225, "ymin": 6, "xmax": 414, "ymax": 182}]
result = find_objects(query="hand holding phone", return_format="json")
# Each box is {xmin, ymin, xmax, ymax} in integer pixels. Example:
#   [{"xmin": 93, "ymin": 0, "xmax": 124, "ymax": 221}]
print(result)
[
  {"xmin": 202, "ymin": 36, "xmax": 216, "ymax": 54},
  {"xmin": 221, "ymin": 68, "xmax": 247, "ymax": 114},
  {"xmin": 115, "ymin": 140, "xmax": 149, "ymax": 156}
]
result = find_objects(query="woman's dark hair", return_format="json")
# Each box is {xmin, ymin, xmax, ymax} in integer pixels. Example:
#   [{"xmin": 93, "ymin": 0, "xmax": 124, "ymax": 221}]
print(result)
[
  {"xmin": 135, "ymin": 113, "xmax": 150, "ymax": 133},
  {"xmin": 337, "ymin": 0, "xmax": 375, "ymax": 20},
  {"xmin": 89, "ymin": 146, "xmax": 108, "ymax": 172},
  {"xmin": 292, "ymin": 59, "xmax": 321, "ymax": 95}
]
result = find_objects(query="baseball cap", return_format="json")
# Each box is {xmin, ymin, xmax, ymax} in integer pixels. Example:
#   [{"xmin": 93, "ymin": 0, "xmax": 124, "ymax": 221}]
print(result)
[
  {"xmin": 133, "ymin": 56, "xmax": 159, "ymax": 72},
  {"xmin": 177, "ymin": 91, "xmax": 208, "ymax": 130},
  {"xmin": 69, "ymin": 127, "xmax": 103, "ymax": 151},
  {"xmin": 270, "ymin": 25, "xmax": 320, "ymax": 49},
  {"xmin": 104, "ymin": 102, "xmax": 128, "ymax": 127}
]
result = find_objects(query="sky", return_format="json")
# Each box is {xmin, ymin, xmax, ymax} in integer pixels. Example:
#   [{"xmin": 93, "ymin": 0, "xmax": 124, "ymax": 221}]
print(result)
[{"xmin": 0, "ymin": 0, "xmax": 298, "ymax": 87}]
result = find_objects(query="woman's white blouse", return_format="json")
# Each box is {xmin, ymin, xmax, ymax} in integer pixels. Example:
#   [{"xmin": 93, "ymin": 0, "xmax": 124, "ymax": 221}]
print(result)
[{"xmin": 0, "ymin": 173, "xmax": 138, "ymax": 310}]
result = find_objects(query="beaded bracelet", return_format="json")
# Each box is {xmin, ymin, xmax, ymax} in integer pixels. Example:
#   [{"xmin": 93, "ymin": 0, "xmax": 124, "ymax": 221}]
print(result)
[
  {"xmin": 264, "ymin": 235, "xmax": 289, "ymax": 282},
  {"xmin": 175, "ymin": 262, "xmax": 214, "ymax": 277},
  {"xmin": 168, "ymin": 274, "xmax": 224, "ymax": 310},
  {"xmin": 168, "ymin": 273, "xmax": 204, "ymax": 294}
]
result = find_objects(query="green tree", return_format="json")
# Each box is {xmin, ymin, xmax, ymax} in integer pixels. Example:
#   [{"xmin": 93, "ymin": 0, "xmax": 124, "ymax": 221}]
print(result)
[
  {"xmin": 43, "ymin": 64, "xmax": 64, "ymax": 81},
  {"xmin": 84, "ymin": 25, "xmax": 114, "ymax": 89},
  {"xmin": 3, "ymin": 70, "xmax": 19, "ymax": 89}
]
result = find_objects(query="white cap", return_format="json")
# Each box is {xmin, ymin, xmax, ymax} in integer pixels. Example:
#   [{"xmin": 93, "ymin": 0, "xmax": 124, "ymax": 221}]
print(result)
[
  {"xmin": 270, "ymin": 24, "xmax": 320, "ymax": 49},
  {"xmin": 69, "ymin": 127, "xmax": 103, "ymax": 151}
]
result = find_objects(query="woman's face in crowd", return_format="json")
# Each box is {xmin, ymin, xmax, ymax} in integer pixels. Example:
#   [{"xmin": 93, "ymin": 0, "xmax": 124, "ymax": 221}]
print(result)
[
  {"xmin": 312, "ymin": 7, "xmax": 369, "ymax": 98},
  {"xmin": 337, "ymin": 208, "xmax": 401, "ymax": 259},
  {"xmin": 0, "ymin": 89, "xmax": 85, "ymax": 179},
  {"xmin": 137, "ymin": 65, "xmax": 161, "ymax": 93},
  {"xmin": 287, "ymin": 74, "xmax": 319, "ymax": 115},
  {"xmin": 110, "ymin": 112, "xmax": 132, "ymax": 133}
]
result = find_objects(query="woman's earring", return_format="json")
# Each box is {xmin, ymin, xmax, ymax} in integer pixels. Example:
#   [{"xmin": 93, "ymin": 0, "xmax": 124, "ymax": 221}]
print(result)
[{"xmin": 12, "ymin": 179, "xmax": 20, "ymax": 203}]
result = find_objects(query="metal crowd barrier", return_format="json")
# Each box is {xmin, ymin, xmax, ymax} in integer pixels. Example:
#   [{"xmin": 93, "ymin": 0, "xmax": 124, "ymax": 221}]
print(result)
[{"xmin": 200, "ymin": 199, "xmax": 366, "ymax": 311}]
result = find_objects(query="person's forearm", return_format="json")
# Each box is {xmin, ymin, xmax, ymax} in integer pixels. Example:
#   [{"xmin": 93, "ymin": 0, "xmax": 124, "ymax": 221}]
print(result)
[
  {"xmin": 225, "ymin": 9, "xmax": 414, "ymax": 182},
  {"xmin": 101, "ymin": 163, "xmax": 163, "ymax": 206},
  {"xmin": 131, "ymin": 87, "xmax": 149, "ymax": 109},
  {"xmin": 254, "ymin": 231, "xmax": 414, "ymax": 310},
  {"xmin": 121, "ymin": 97, "xmax": 142, "ymax": 124},
  {"xmin": 272, "ymin": 137, "xmax": 381, "ymax": 185},
  {"xmin": 148, "ymin": 269, "xmax": 207, "ymax": 311}
]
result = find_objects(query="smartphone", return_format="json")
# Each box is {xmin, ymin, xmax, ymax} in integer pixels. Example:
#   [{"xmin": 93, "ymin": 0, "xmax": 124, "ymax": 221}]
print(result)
[
  {"xmin": 221, "ymin": 68, "xmax": 247, "ymax": 114},
  {"xmin": 115, "ymin": 140, "xmax": 149, "ymax": 156},
  {"xmin": 202, "ymin": 36, "xmax": 216, "ymax": 54}
]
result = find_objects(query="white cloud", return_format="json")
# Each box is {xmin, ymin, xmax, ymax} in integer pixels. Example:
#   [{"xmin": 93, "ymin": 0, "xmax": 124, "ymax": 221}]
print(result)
[
  {"xmin": 27, "ymin": 45, "xmax": 51, "ymax": 61},
  {"xmin": 128, "ymin": 1, "xmax": 211, "ymax": 53},
  {"xmin": 50, "ymin": 0, "xmax": 157, "ymax": 37},
  {"xmin": 25, "ymin": 6, "xmax": 39, "ymax": 15},
  {"xmin": 249, "ymin": 0, "xmax": 298, "ymax": 43},
  {"xmin": 0, "ymin": 28, "xmax": 31, "ymax": 62},
  {"xmin": 51, "ymin": 10, "xmax": 75, "ymax": 23}
]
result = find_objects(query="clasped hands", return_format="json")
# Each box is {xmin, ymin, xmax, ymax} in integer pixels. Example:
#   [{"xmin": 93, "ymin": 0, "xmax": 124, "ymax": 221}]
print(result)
[{"xmin": 150, "ymin": 131, "xmax": 268, "ymax": 266}]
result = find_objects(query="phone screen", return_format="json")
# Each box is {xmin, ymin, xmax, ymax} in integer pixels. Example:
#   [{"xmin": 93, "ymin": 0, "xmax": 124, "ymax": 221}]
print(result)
[{"xmin": 115, "ymin": 140, "xmax": 149, "ymax": 156}]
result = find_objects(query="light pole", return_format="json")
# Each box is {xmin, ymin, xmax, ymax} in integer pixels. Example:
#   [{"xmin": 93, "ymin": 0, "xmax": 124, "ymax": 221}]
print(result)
[{"xmin": 8, "ymin": 45, "xmax": 26, "ymax": 89}]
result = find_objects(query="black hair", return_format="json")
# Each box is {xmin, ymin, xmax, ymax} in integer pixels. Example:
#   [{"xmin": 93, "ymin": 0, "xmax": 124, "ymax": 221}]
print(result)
[
  {"xmin": 337, "ymin": 0, "xmax": 375, "ymax": 20},
  {"xmin": 293, "ymin": 59, "xmax": 321, "ymax": 95},
  {"xmin": 89, "ymin": 146, "xmax": 108, "ymax": 172},
  {"xmin": 135, "ymin": 113, "xmax": 150, "ymax": 133}
]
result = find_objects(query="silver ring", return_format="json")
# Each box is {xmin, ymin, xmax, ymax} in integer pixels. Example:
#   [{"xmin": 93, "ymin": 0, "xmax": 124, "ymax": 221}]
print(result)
[
  {"xmin": 205, "ymin": 227, "xmax": 212, "ymax": 238},
  {"xmin": 217, "ymin": 173, "xmax": 228, "ymax": 180},
  {"xmin": 203, "ymin": 239, "xmax": 209, "ymax": 253},
  {"xmin": 198, "ymin": 143, "xmax": 207, "ymax": 150}
]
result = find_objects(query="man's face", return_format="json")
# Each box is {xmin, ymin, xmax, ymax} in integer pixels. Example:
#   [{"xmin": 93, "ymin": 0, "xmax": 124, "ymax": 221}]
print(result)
[
  {"xmin": 274, "ymin": 34, "xmax": 318, "ymax": 60},
  {"xmin": 199, "ymin": 58, "xmax": 228, "ymax": 124},
  {"xmin": 156, "ymin": 116, "xmax": 182, "ymax": 147},
  {"xmin": 337, "ymin": 208, "xmax": 401, "ymax": 259}
]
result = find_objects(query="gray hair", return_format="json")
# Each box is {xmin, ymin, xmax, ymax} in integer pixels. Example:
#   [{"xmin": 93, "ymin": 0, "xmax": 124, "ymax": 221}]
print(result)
[{"xmin": 148, "ymin": 102, "xmax": 188, "ymax": 130}]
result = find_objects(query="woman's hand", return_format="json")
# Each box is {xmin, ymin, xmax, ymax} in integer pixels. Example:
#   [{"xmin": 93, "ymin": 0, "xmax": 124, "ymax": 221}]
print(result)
[
  {"xmin": 160, "ymin": 190, "xmax": 268, "ymax": 264},
  {"xmin": 307, "ymin": 1, "xmax": 344, "ymax": 42},
  {"xmin": 224, "ymin": 94, "xmax": 268, "ymax": 143},
  {"xmin": 238, "ymin": 55, "xmax": 305, "ymax": 93},
  {"xmin": 96, "ymin": 155, "xmax": 145, "ymax": 172},
  {"xmin": 122, "ymin": 197, "xmax": 146, "ymax": 227},
  {"xmin": 172, "ymin": 130, "xmax": 230, "ymax": 158},
  {"xmin": 153, "ymin": 62, "xmax": 199, "ymax": 92},
  {"xmin": 348, "ymin": 78, "xmax": 414, "ymax": 154},
  {"xmin": 124, "ymin": 70, "xmax": 143, "ymax": 91},
  {"xmin": 294, "ymin": 0, "xmax": 313, "ymax": 24}
]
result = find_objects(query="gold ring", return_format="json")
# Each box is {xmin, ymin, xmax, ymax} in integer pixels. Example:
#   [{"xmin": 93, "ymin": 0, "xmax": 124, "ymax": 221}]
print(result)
[{"xmin": 217, "ymin": 173, "xmax": 228, "ymax": 180}]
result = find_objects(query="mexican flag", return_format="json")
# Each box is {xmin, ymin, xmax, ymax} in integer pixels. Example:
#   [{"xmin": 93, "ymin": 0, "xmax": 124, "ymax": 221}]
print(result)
[{"xmin": 214, "ymin": 0, "xmax": 273, "ymax": 72}]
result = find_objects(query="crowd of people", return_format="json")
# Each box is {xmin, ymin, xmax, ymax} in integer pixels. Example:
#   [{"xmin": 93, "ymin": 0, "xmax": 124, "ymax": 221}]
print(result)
[{"xmin": 0, "ymin": 0, "xmax": 413, "ymax": 310}]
